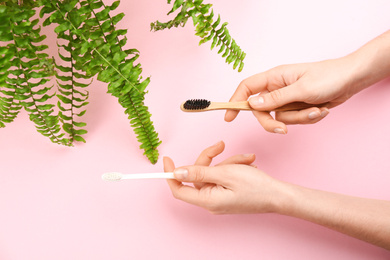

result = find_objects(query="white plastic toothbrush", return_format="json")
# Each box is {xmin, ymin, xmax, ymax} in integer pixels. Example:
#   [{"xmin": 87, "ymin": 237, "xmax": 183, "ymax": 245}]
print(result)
[{"xmin": 102, "ymin": 172, "xmax": 175, "ymax": 181}]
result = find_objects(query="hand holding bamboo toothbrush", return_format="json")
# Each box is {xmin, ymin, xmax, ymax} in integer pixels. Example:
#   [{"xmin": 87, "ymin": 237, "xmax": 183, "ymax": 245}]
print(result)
[{"xmin": 180, "ymin": 99, "xmax": 329, "ymax": 112}]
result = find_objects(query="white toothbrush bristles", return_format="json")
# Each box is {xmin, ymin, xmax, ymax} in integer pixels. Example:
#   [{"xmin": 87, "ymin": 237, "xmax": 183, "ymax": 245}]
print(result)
[
  {"xmin": 102, "ymin": 172, "xmax": 123, "ymax": 181},
  {"xmin": 102, "ymin": 172, "xmax": 175, "ymax": 181}
]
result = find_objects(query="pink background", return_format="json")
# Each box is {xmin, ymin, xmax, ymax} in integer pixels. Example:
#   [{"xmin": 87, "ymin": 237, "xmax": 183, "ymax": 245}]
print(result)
[{"xmin": 1, "ymin": 0, "xmax": 390, "ymax": 259}]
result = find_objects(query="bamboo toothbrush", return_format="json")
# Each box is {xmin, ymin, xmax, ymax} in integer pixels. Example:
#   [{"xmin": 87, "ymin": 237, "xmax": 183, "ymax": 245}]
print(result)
[
  {"xmin": 180, "ymin": 99, "xmax": 328, "ymax": 112},
  {"xmin": 102, "ymin": 172, "xmax": 175, "ymax": 181}
]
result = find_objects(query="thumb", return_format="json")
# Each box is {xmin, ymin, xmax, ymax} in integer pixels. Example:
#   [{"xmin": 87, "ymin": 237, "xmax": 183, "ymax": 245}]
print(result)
[
  {"xmin": 173, "ymin": 166, "xmax": 223, "ymax": 184},
  {"xmin": 249, "ymin": 84, "xmax": 302, "ymax": 110}
]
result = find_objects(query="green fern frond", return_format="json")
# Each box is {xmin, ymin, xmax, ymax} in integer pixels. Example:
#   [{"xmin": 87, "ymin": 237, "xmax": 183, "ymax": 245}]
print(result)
[
  {"xmin": 119, "ymin": 88, "xmax": 161, "ymax": 164},
  {"xmin": 0, "ymin": 3, "xmax": 68, "ymax": 145},
  {"xmin": 0, "ymin": 84, "xmax": 23, "ymax": 128},
  {"xmin": 151, "ymin": 0, "xmax": 246, "ymax": 72},
  {"xmin": 40, "ymin": 0, "xmax": 161, "ymax": 163},
  {"xmin": 1, "ymin": 0, "xmax": 246, "ymax": 164},
  {"xmin": 0, "ymin": 5, "xmax": 24, "ymax": 127},
  {"xmin": 86, "ymin": 0, "xmax": 161, "ymax": 164},
  {"xmin": 0, "ymin": 38, "xmax": 23, "ymax": 127},
  {"xmin": 85, "ymin": 0, "xmax": 161, "ymax": 163},
  {"xmin": 55, "ymin": 28, "xmax": 90, "ymax": 144}
]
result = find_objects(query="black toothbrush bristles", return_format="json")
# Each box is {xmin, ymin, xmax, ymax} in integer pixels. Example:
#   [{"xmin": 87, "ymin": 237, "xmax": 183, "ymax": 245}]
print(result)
[{"xmin": 183, "ymin": 99, "xmax": 211, "ymax": 110}]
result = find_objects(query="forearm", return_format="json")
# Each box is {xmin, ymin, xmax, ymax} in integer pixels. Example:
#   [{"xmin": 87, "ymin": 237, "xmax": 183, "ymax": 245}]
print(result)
[
  {"xmin": 276, "ymin": 182, "xmax": 390, "ymax": 250},
  {"xmin": 346, "ymin": 29, "xmax": 390, "ymax": 93}
]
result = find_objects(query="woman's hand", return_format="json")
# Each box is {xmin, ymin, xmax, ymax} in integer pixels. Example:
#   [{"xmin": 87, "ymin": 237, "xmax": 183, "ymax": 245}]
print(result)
[
  {"xmin": 164, "ymin": 141, "xmax": 390, "ymax": 250},
  {"xmin": 164, "ymin": 141, "xmax": 287, "ymax": 214},
  {"xmin": 225, "ymin": 57, "xmax": 363, "ymax": 133},
  {"xmin": 225, "ymin": 30, "xmax": 390, "ymax": 134}
]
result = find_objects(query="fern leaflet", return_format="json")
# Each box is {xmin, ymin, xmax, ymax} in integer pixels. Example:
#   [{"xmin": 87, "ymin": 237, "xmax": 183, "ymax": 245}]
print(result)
[{"xmin": 151, "ymin": 0, "xmax": 246, "ymax": 72}]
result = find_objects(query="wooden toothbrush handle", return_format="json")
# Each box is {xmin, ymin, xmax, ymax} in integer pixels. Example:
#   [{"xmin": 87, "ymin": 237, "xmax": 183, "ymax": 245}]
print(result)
[{"xmin": 214, "ymin": 101, "xmax": 329, "ymax": 111}]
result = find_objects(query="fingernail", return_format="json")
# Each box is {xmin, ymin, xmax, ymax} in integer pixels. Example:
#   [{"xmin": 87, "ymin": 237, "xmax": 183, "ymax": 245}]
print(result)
[
  {"xmin": 243, "ymin": 153, "xmax": 254, "ymax": 158},
  {"xmin": 174, "ymin": 168, "xmax": 188, "ymax": 180},
  {"xmin": 274, "ymin": 128, "xmax": 286, "ymax": 134},
  {"xmin": 321, "ymin": 109, "xmax": 329, "ymax": 117},
  {"xmin": 212, "ymin": 140, "xmax": 223, "ymax": 147},
  {"xmin": 251, "ymin": 96, "xmax": 264, "ymax": 106},
  {"xmin": 308, "ymin": 111, "xmax": 321, "ymax": 119}
]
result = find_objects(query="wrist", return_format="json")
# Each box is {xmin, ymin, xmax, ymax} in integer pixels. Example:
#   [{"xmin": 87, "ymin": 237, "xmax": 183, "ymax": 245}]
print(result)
[
  {"xmin": 268, "ymin": 181, "xmax": 320, "ymax": 218},
  {"xmin": 345, "ymin": 30, "xmax": 390, "ymax": 93},
  {"xmin": 343, "ymin": 51, "xmax": 379, "ymax": 94},
  {"xmin": 265, "ymin": 180, "xmax": 299, "ymax": 215}
]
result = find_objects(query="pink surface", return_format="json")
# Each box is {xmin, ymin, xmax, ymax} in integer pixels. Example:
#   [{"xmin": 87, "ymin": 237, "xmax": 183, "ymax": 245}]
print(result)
[{"xmin": 1, "ymin": 1, "xmax": 390, "ymax": 259}]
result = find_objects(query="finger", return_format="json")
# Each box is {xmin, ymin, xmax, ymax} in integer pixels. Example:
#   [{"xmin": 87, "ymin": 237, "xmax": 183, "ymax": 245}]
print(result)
[
  {"xmin": 173, "ymin": 165, "xmax": 231, "ymax": 187},
  {"xmin": 170, "ymin": 165, "xmax": 223, "ymax": 208},
  {"xmin": 249, "ymin": 82, "xmax": 304, "ymax": 111},
  {"xmin": 275, "ymin": 107, "xmax": 330, "ymax": 125},
  {"xmin": 169, "ymin": 182, "xmax": 205, "ymax": 208},
  {"xmin": 216, "ymin": 153, "xmax": 256, "ymax": 166},
  {"xmin": 252, "ymin": 110, "xmax": 287, "ymax": 134},
  {"xmin": 195, "ymin": 141, "xmax": 225, "ymax": 166},
  {"xmin": 163, "ymin": 156, "xmax": 176, "ymax": 172},
  {"xmin": 225, "ymin": 72, "xmax": 270, "ymax": 122},
  {"xmin": 192, "ymin": 141, "xmax": 225, "ymax": 189},
  {"xmin": 164, "ymin": 156, "xmax": 182, "ymax": 191}
]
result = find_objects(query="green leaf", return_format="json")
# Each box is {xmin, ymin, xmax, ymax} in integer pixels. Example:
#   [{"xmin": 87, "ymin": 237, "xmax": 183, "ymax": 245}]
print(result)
[
  {"xmin": 63, "ymin": 123, "xmax": 73, "ymax": 134},
  {"xmin": 137, "ymin": 77, "xmax": 150, "ymax": 93},
  {"xmin": 110, "ymin": 1, "xmax": 121, "ymax": 11},
  {"xmin": 73, "ymin": 135, "xmax": 86, "ymax": 143},
  {"xmin": 168, "ymin": 0, "xmax": 184, "ymax": 14},
  {"xmin": 37, "ymin": 104, "xmax": 55, "ymax": 110},
  {"xmin": 57, "ymin": 94, "xmax": 72, "ymax": 104},
  {"xmin": 112, "ymin": 13, "xmax": 125, "ymax": 25},
  {"xmin": 77, "ymin": 110, "xmax": 87, "ymax": 117},
  {"xmin": 73, "ymin": 121, "xmax": 87, "ymax": 127},
  {"xmin": 54, "ymin": 22, "xmax": 72, "ymax": 33},
  {"xmin": 74, "ymin": 128, "xmax": 87, "ymax": 135}
]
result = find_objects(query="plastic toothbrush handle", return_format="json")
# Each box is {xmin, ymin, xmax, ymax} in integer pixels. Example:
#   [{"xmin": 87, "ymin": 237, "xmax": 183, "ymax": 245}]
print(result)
[{"xmin": 121, "ymin": 172, "xmax": 175, "ymax": 179}]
